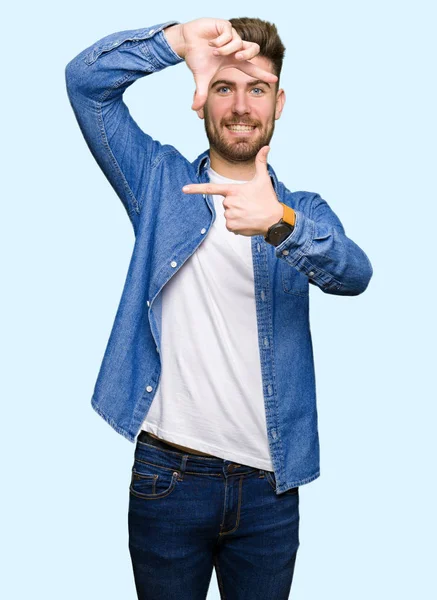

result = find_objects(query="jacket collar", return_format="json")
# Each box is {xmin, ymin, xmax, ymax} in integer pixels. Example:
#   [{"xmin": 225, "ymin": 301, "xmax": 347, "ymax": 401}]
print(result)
[{"xmin": 192, "ymin": 148, "xmax": 280, "ymax": 195}]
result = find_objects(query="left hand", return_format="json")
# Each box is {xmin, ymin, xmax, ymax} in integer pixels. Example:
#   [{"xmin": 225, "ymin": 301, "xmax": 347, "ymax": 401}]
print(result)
[{"xmin": 182, "ymin": 146, "xmax": 283, "ymax": 236}]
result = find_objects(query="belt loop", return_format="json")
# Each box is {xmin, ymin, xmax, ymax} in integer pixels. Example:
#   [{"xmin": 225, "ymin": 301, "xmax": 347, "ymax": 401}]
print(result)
[{"xmin": 177, "ymin": 454, "xmax": 189, "ymax": 480}]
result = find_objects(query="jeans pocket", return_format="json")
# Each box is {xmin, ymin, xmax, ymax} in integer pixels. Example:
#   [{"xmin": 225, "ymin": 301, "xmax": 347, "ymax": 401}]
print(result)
[{"xmin": 130, "ymin": 459, "xmax": 179, "ymax": 500}]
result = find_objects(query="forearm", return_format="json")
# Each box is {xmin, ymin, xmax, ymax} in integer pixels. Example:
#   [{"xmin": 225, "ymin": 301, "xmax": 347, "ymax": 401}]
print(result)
[
  {"xmin": 277, "ymin": 194, "xmax": 373, "ymax": 296},
  {"xmin": 65, "ymin": 21, "xmax": 183, "ymax": 102}
]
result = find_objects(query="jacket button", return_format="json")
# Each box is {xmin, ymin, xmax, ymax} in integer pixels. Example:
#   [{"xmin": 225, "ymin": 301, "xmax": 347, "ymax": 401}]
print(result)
[
  {"xmin": 282, "ymin": 249, "xmax": 289, "ymax": 255},
  {"xmin": 309, "ymin": 271, "xmax": 315, "ymax": 277},
  {"xmin": 200, "ymin": 228, "xmax": 206, "ymax": 234},
  {"xmin": 170, "ymin": 261, "xmax": 177, "ymax": 268},
  {"xmin": 146, "ymin": 300, "xmax": 150, "ymax": 307},
  {"xmin": 146, "ymin": 386, "xmax": 153, "ymax": 392}
]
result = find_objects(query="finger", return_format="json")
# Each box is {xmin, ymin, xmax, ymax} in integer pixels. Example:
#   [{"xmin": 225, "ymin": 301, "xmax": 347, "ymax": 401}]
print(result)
[
  {"xmin": 234, "ymin": 41, "xmax": 260, "ymax": 61},
  {"xmin": 182, "ymin": 183, "xmax": 233, "ymax": 195},
  {"xmin": 211, "ymin": 27, "xmax": 244, "ymax": 57},
  {"xmin": 208, "ymin": 22, "xmax": 234, "ymax": 48},
  {"xmin": 236, "ymin": 60, "xmax": 278, "ymax": 84}
]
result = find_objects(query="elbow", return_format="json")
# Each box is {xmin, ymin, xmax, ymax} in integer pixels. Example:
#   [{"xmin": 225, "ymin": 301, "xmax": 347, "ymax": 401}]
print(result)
[
  {"xmin": 65, "ymin": 58, "xmax": 80, "ymax": 92},
  {"xmin": 358, "ymin": 253, "xmax": 374, "ymax": 294},
  {"xmin": 65, "ymin": 54, "xmax": 75, "ymax": 80},
  {"xmin": 65, "ymin": 60, "xmax": 77, "ymax": 97},
  {"xmin": 339, "ymin": 254, "xmax": 373, "ymax": 296},
  {"xmin": 65, "ymin": 53, "xmax": 88, "ymax": 95},
  {"xmin": 321, "ymin": 253, "xmax": 373, "ymax": 296}
]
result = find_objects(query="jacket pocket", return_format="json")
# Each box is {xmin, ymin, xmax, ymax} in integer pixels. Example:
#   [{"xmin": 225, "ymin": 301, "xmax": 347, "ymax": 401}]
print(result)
[{"xmin": 281, "ymin": 262, "xmax": 309, "ymax": 296}]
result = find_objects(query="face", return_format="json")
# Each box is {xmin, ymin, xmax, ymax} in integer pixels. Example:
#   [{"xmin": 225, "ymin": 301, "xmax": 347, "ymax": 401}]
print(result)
[{"xmin": 197, "ymin": 55, "xmax": 286, "ymax": 163}]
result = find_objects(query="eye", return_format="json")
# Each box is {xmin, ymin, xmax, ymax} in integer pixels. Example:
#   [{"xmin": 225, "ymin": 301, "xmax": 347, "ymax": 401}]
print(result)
[{"xmin": 215, "ymin": 86, "xmax": 265, "ymax": 95}]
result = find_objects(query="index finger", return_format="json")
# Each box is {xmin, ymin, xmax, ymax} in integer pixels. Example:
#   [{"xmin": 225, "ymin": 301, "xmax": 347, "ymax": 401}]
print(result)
[
  {"xmin": 236, "ymin": 59, "xmax": 278, "ymax": 84},
  {"xmin": 182, "ymin": 183, "xmax": 233, "ymax": 195}
]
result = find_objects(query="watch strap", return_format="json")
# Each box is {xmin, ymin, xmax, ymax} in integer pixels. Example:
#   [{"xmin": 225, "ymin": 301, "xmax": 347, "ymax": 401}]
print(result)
[{"xmin": 281, "ymin": 203, "xmax": 296, "ymax": 227}]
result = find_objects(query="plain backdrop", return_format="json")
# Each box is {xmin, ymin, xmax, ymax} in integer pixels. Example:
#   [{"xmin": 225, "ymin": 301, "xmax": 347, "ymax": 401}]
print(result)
[{"xmin": 1, "ymin": 1, "xmax": 436, "ymax": 598}]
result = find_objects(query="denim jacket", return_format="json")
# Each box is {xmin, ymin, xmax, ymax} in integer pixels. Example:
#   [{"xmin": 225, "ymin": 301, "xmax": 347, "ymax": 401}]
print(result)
[{"xmin": 65, "ymin": 21, "xmax": 373, "ymax": 493}]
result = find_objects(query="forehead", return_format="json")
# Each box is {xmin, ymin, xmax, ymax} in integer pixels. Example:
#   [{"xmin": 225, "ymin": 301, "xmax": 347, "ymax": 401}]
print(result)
[{"xmin": 209, "ymin": 55, "xmax": 275, "ymax": 88}]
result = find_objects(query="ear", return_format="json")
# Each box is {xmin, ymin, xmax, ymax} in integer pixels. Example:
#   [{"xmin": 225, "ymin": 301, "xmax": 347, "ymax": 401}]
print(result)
[
  {"xmin": 197, "ymin": 107, "xmax": 205, "ymax": 119},
  {"xmin": 275, "ymin": 89, "xmax": 286, "ymax": 120}
]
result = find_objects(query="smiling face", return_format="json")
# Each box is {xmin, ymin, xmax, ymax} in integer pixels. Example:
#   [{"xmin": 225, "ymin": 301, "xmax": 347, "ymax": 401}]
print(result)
[{"xmin": 197, "ymin": 55, "xmax": 286, "ymax": 165}]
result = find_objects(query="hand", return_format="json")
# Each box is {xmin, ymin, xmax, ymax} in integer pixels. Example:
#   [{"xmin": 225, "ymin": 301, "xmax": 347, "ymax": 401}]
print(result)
[
  {"xmin": 164, "ymin": 19, "xmax": 278, "ymax": 111},
  {"xmin": 182, "ymin": 146, "xmax": 283, "ymax": 237}
]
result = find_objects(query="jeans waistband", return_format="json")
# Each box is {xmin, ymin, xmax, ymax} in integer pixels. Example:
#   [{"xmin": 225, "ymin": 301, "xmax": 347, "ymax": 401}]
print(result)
[{"xmin": 135, "ymin": 430, "xmax": 260, "ymax": 477}]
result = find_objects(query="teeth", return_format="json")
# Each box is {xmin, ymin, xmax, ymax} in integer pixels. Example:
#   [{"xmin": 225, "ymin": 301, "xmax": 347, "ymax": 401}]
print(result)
[{"xmin": 227, "ymin": 125, "xmax": 255, "ymax": 131}]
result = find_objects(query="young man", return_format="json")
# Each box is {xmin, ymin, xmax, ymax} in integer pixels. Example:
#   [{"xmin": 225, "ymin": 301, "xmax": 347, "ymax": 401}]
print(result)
[{"xmin": 65, "ymin": 17, "xmax": 373, "ymax": 599}]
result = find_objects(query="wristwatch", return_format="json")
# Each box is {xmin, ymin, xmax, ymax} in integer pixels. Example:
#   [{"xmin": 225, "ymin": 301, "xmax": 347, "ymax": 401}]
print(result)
[{"xmin": 264, "ymin": 203, "xmax": 295, "ymax": 246}]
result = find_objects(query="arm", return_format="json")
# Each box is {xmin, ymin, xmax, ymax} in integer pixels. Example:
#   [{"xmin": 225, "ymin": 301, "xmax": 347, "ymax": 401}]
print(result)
[
  {"xmin": 276, "ymin": 189, "xmax": 373, "ymax": 296},
  {"xmin": 64, "ymin": 21, "xmax": 184, "ymax": 233},
  {"xmin": 65, "ymin": 19, "xmax": 277, "ymax": 234}
]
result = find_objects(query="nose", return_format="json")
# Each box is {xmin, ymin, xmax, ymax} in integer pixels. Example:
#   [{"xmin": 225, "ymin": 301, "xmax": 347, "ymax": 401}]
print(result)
[{"xmin": 231, "ymin": 90, "xmax": 250, "ymax": 116}]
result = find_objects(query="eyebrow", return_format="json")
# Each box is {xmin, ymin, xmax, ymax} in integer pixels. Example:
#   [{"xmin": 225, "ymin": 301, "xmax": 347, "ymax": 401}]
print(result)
[{"xmin": 210, "ymin": 79, "xmax": 272, "ymax": 90}]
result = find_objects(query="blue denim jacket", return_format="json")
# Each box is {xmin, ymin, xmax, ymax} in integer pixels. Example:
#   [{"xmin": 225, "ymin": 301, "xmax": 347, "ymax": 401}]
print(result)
[{"xmin": 65, "ymin": 21, "xmax": 373, "ymax": 493}]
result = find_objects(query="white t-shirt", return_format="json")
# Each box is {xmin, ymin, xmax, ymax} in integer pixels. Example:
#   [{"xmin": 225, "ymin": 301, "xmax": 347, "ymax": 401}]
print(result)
[{"xmin": 141, "ymin": 167, "xmax": 273, "ymax": 470}]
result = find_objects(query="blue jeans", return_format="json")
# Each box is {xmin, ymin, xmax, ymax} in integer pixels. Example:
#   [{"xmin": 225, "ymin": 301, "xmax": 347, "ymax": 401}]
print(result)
[{"xmin": 128, "ymin": 431, "xmax": 300, "ymax": 599}]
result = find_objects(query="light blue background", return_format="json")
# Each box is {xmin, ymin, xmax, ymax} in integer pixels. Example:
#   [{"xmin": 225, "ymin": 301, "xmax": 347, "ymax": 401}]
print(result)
[{"xmin": 2, "ymin": 1, "xmax": 436, "ymax": 598}]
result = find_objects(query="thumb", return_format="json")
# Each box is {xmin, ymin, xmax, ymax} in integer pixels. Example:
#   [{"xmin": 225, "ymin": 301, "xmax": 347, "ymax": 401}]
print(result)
[
  {"xmin": 254, "ymin": 145, "xmax": 270, "ymax": 177},
  {"xmin": 191, "ymin": 73, "xmax": 210, "ymax": 111}
]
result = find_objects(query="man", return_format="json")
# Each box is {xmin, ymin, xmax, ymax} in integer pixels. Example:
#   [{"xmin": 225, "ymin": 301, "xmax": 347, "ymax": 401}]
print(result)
[{"xmin": 65, "ymin": 17, "xmax": 373, "ymax": 600}]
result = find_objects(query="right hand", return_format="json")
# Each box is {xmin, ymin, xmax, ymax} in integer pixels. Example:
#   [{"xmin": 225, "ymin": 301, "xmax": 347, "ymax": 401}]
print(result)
[{"xmin": 169, "ymin": 18, "xmax": 278, "ymax": 111}]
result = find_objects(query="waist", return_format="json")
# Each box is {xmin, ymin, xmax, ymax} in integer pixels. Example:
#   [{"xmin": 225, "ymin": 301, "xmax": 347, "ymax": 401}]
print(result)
[{"xmin": 146, "ymin": 432, "xmax": 217, "ymax": 457}]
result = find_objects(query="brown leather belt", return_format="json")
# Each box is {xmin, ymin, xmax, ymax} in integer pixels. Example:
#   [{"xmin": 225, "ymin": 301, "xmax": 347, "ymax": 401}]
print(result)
[{"xmin": 147, "ymin": 432, "xmax": 216, "ymax": 457}]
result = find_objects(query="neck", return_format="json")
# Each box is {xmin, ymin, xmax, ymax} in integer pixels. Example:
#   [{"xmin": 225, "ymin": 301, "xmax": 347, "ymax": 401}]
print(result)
[{"xmin": 209, "ymin": 147, "xmax": 256, "ymax": 180}]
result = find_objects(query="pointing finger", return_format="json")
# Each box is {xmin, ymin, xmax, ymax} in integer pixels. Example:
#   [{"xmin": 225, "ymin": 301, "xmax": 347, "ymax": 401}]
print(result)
[{"xmin": 182, "ymin": 183, "xmax": 233, "ymax": 195}]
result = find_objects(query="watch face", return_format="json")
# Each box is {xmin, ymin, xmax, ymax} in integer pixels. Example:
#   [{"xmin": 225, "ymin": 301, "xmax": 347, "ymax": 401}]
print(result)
[{"xmin": 269, "ymin": 222, "xmax": 294, "ymax": 246}]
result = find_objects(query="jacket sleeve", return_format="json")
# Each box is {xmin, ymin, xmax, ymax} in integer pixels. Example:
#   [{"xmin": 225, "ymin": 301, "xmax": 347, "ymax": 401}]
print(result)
[
  {"xmin": 64, "ymin": 21, "xmax": 184, "ymax": 234},
  {"xmin": 275, "ymin": 191, "xmax": 373, "ymax": 296}
]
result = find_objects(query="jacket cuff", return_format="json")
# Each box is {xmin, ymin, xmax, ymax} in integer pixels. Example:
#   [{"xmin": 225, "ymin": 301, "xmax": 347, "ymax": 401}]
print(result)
[
  {"xmin": 274, "ymin": 210, "xmax": 313, "ymax": 266},
  {"xmin": 147, "ymin": 23, "xmax": 186, "ymax": 67},
  {"xmin": 274, "ymin": 210, "xmax": 341, "ymax": 290}
]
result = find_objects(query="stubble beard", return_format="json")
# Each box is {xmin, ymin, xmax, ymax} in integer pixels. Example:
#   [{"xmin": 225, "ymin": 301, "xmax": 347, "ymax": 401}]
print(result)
[{"xmin": 203, "ymin": 106, "xmax": 276, "ymax": 163}]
